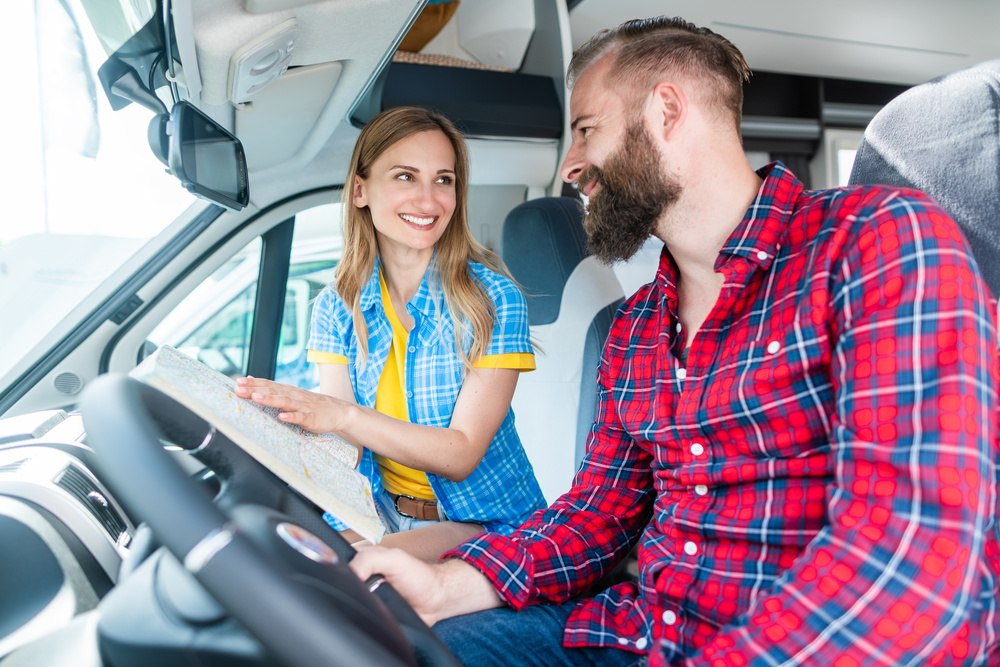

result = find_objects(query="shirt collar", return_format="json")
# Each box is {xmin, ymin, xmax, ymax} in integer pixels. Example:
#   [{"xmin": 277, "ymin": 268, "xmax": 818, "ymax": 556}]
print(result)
[
  {"xmin": 716, "ymin": 161, "xmax": 802, "ymax": 271},
  {"xmin": 358, "ymin": 256, "xmax": 383, "ymax": 312},
  {"xmin": 654, "ymin": 161, "xmax": 803, "ymax": 294},
  {"xmin": 359, "ymin": 252, "xmax": 442, "ymax": 318}
]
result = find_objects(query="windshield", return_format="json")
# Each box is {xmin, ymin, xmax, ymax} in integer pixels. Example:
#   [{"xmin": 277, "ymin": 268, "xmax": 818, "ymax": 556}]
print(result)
[{"xmin": 0, "ymin": 0, "xmax": 196, "ymax": 382}]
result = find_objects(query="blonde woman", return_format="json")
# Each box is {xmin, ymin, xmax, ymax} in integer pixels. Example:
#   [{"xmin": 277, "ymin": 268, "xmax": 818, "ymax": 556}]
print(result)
[{"xmin": 236, "ymin": 106, "xmax": 545, "ymax": 561}]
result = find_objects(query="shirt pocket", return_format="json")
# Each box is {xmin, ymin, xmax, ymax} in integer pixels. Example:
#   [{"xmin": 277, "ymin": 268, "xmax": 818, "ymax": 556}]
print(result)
[
  {"xmin": 608, "ymin": 333, "xmax": 663, "ymax": 438},
  {"xmin": 721, "ymin": 325, "xmax": 834, "ymax": 459},
  {"xmin": 409, "ymin": 338, "xmax": 464, "ymax": 427}
]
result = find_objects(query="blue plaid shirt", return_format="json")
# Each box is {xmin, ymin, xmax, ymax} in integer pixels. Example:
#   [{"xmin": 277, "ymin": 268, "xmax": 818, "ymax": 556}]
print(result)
[{"xmin": 307, "ymin": 257, "xmax": 546, "ymax": 534}]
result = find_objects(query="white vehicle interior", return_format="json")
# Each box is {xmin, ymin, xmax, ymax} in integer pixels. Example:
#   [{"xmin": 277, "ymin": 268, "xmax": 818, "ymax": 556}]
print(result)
[{"xmin": 1, "ymin": 1, "xmax": 999, "ymax": 665}]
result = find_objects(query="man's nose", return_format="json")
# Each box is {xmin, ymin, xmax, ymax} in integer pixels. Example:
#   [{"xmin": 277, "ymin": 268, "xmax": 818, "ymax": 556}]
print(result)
[{"xmin": 560, "ymin": 142, "xmax": 587, "ymax": 185}]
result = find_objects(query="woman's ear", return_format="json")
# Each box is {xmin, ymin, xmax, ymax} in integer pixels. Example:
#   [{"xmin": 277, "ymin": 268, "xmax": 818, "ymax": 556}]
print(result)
[{"xmin": 352, "ymin": 175, "xmax": 368, "ymax": 208}]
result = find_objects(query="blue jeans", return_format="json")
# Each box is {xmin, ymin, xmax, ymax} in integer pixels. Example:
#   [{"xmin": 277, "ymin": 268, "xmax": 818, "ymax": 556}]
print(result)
[{"xmin": 433, "ymin": 600, "xmax": 646, "ymax": 667}]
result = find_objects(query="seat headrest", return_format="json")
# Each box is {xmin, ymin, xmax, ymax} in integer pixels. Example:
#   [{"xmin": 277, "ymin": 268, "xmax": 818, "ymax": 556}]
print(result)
[
  {"xmin": 849, "ymin": 59, "xmax": 1000, "ymax": 297},
  {"xmin": 500, "ymin": 197, "xmax": 588, "ymax": 326}
]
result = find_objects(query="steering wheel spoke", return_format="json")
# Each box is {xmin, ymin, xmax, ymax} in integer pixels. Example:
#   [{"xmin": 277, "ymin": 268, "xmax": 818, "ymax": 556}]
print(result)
[{"xmin": 81, "ymin": 374, "xmax": 458, "ymax": 667}]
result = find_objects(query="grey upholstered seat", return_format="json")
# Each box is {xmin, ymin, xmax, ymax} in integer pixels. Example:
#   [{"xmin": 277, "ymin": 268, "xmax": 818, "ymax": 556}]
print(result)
[
  {"xmin": 849, "ymin": 59, "xmax": 1000, "ymax": 298},
  {"xmin": 501, "ymin": 197, "xmax": 625, "ymax": 502}
]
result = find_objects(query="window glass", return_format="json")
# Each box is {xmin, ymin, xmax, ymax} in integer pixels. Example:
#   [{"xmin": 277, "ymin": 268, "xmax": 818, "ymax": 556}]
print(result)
[
  {"xmin": 810, "ymin": 129, "xmax": 864, "ymax": 189},
  {"xmin": 148, "ymin": 239, "xmax": 261, "ymax": 378},
  {"xmin": 837, "ymin": 147, "xmax": 859, "ymax": 187},
  {"xmin": 276, "ymin": 204, "xmax": 342, "ymax": 388},
  {"xmin": 0, "ymin": 0, "xmax": 196, "ymax": 382},
  {"xmin": 148, "ymin": 203, "xmax": 342, "ymax": 388}
]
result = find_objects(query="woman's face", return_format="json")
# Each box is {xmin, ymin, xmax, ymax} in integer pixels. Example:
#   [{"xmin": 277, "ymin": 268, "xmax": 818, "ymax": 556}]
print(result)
[{"xmin": 353, "ymin": 129, "xmax": 458, "ymax": 262}]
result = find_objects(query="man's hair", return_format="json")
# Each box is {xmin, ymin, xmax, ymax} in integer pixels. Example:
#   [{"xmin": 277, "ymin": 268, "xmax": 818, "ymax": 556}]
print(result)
[{"xmin": 567, "ymin": 16, "xmax": 751, "ymax": 129}]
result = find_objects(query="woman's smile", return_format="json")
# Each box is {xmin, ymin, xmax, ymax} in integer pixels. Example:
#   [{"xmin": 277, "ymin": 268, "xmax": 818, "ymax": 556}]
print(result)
[{"xmin": 399, "ymin": 212, "xmax": 438, "ymax": 228}]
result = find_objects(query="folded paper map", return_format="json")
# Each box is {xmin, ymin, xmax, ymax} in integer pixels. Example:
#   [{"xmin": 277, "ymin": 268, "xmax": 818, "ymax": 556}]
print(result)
[{"xmin": 130, "ymin": 345, "xmax": 384, "ymax": 542}]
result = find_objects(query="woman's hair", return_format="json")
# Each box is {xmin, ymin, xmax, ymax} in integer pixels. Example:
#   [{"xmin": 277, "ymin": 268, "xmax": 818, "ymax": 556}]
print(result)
[{"xmin": 335, "ymin": 106, "xmax": 512, "ymax": 371}]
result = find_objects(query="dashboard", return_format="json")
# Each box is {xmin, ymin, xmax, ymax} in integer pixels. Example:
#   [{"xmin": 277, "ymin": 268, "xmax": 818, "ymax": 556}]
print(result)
[{"xmin": 0, "ymin": 412, "xmax": 131, "ymax": 657}]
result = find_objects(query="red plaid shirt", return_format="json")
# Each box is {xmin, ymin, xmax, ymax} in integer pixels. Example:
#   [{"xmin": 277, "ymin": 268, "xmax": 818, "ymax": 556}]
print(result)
[{"xmin": 450, "ymin": 163, "xmax": 1000, "ymax": 666}]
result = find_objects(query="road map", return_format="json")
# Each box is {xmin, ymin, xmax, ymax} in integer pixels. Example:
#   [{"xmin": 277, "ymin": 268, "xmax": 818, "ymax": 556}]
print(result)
[{"xmin": 130, "ymin": 345, "xmax": 385, "ymax": 542}]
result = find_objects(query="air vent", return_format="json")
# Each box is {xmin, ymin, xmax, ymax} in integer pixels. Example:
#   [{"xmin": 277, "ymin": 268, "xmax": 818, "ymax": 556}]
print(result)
[
  {"xmin": 0, "ymin": 458, "xmax": 28, "ymax": 474},
  {"xmin": 53, "ymin": 372, "xmax": 84, "ymax": 395},
  {"xmin": 55, "ymin": 465, "xmax": 128, "ymax": 542}
]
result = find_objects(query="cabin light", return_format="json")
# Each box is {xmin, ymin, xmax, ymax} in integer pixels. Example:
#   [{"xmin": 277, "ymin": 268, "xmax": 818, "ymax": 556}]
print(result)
[{"xmin": 228, "ymin": 18, "xmax": 298, "ymax": 104}]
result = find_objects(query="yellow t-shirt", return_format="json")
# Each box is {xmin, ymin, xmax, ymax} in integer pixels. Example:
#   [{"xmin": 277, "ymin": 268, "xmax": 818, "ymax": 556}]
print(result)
[
  {"xmin": 306, "ymin": 270, "xmax": 535, "ymax": 499},
  {"xmin": 372, "ymin": 272, "xmax": 434, "ymax": 499}
]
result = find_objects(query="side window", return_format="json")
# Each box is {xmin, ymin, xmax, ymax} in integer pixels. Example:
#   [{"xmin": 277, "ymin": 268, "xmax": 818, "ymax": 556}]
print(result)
[
  {"xmin": 810, "ymin": 128, "xmax": 864, "ymax": 189},
  {"xmin": 148, "ymin": 203, "xmax": 342, "ymax": 389},
  {"xmin": 149, "ymin": 239, "xmax": 262, "ymax": 379},
  {"xmin": 273, "ymin": 257, "xmax": 338, "ymax": 389}
]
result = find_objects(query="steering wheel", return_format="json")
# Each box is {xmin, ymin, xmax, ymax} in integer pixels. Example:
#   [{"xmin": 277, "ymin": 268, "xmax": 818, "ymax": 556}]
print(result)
[{"xmin": 80, "ymin": 373, "xmax": 460, "ymax": 667}]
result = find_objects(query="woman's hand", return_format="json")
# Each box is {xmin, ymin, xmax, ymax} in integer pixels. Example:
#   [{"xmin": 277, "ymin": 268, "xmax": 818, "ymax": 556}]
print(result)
[
  {"xmin": 236, "ymin": 365, "xmax": 520, "ymax": 482},
  {"xmin": 234, "ymin": 376, "xmax": 354, "ymax": 434}
]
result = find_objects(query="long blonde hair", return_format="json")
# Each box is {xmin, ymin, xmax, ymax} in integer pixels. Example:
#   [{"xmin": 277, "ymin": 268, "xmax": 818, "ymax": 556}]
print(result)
[{"xmin": 335, "ymin": 106, "xmax": 512, "ymax": 371}]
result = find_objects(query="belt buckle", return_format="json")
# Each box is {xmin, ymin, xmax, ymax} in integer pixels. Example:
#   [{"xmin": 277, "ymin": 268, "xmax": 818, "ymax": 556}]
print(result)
[{"xmin": 393, "ymin": 494, "xmax": 418, "ymax": 519}]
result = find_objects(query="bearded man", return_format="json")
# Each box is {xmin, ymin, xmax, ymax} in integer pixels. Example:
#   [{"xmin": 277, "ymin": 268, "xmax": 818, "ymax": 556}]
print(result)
[{"xmin": 352, "ymin": 16, "xmax": 1000, "ymax": 667}]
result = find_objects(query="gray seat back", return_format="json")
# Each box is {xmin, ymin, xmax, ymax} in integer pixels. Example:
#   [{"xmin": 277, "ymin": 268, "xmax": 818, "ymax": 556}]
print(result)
[
  {"xmin": 849, "ymin": 59, "xmax": 1000, "ymax": 298},
  {"xmin": 501, "ymin": 197, "xmax": 625, "ymax": 502}
]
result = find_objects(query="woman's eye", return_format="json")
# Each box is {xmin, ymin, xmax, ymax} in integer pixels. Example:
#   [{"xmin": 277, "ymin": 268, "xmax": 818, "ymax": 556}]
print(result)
[
  {"xmin": 436, "ymin": 175, "xmax": 454, "ymax": 185},
  {"xmin": 395, "ymin": 172, "xmax": 413, "ymax": 181}
]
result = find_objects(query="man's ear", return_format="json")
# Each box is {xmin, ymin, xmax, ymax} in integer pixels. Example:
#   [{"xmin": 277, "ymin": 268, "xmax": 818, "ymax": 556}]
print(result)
[
  {"xmin": 650, "ymin": 81, "xmax": 686, "ymax": 140},
  {"xmin": 352, "ymin": 175, "xmax": 368, "ymax": 208}
]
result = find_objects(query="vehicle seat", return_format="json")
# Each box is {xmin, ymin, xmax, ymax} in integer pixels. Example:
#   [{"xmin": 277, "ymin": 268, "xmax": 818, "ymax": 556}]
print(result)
[
  {"xmin": 848, "ymin": 59, "xmax": 1000, "ymax": 299},
  {"xmin": 501, "ymin": 197, "xmax": 625, "ymax": 502}
]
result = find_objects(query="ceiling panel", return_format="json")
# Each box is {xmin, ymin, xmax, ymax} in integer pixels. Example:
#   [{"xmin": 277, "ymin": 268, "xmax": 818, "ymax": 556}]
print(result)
[{"xmin": 569, "ymin": 0, "xmax": 1000, "ymax": 85}]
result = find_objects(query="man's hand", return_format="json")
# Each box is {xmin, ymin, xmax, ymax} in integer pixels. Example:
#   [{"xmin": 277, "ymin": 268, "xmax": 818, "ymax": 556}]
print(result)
[{"xmin": 350, "ymin": 546, "xmax": 504, "ymax": 626}]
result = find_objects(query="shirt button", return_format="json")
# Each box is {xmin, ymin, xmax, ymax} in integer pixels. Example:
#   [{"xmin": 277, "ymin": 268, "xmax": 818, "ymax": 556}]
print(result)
[
  {"xmin": 635, "ymin": 637, "xmax": 648, "ymax": 650},
  {"xmin": 662, "ymin": 610, "xmax": 677, "ymax": 625},
  {"xmin": 408, "ymin": 346, "xmax": 416, "ymax": 353},
  {"xmin": 767, "ymin": 340, "xmax": 781, "ymax": 354},
  {"xmin": 617, "ymin": 637, "xmax": 628, "ymax": 646},
  {"xmin": 684, "ymin": 541, "xmax": 698, "ymax": 556},
  {"xmin": 675, "ymin": 322, "xmax": 682, "ymax": 333},
  {"xmin": 676, "ymin": 368, "xmax": 687, "ymax": 380},
  {"xmin": 694, "ymin": 484, "xmax": 708, "ymax": 495},
  {"xmin": 756, "ymin": 250, "xmax": 768, "ymax": 261},
  {"xmin": 690, "ymin": 443, "xmax": 704, "ymax": 456},
  {"xmin": 406, "ymin": 390, "xmax": 413, "ymax": 398}
]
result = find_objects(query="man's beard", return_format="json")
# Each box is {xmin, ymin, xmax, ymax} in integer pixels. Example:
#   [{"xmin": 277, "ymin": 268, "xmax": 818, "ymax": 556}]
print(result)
[{"xmin": 578, "ymin": 120, "xmax": 681, "ymax": 264}]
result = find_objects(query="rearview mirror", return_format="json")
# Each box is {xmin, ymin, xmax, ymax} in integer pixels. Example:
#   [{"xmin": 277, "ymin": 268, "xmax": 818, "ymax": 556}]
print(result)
[{"xmin": 149, "ymin": 102, "xmax": 250, "ymax": 211}]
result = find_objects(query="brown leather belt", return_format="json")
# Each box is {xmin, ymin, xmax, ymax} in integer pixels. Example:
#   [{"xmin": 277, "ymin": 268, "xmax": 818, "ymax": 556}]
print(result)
[{"xmin": 392, "ymin": 494, "xmax": 439, "ymax": 521}]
